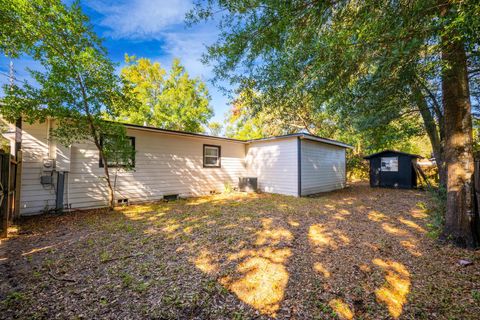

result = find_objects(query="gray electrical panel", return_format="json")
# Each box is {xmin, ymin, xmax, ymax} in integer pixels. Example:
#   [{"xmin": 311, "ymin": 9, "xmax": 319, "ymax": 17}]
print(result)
[{"xmin": 40, "ymin": 175, "xmax": 53, "ymax": 185}]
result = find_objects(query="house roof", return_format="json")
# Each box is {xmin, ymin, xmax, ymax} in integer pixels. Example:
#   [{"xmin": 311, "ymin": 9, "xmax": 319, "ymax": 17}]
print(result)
[
  {"xmin": 122, "ymin": 122, "xmax": 245, "ymax": 143},
  {"xmin": 247, "ymin": 133, "xmax": 353, "ymax": 149},
  {"xmin": 122, "ymin": 122, "xmax": 352, "ymax": 149},
  {"xmin": 363, "ymin": 150, "xmax": 422, "ymax": 159}
]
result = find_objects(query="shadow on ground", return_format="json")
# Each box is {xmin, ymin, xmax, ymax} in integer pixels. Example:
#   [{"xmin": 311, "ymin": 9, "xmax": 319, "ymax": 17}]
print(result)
[{"xmin": 1, "ymin": 183, "xmax": 479, "ymax": 319}]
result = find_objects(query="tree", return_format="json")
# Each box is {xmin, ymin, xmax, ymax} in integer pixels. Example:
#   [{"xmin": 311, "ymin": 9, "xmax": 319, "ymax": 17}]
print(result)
[
  {"xmin": 225, "ymin": 85, "xmax": 428, "ymax": 154},
  {"xmin": 207, "ymin": 121, "xmax": 223, "ymax": 136},
  {"xmin": 0, "ymin": 0, "xmax": 136, "ymax": 209},
  {"xmin": 118, "ymin": 55, "xmax": 213, "ymax": 133},
  {"xmin": 225, "ymin": 87, "xmax": 340, "ymax": 139},
  {"xmin": 439, "ymin": 2, "xmax": 476, "ymax": 246},
  {"xmin": 0, "ymin": 120, "xmax": 10, "ymax": 152},
  {"xmin": 190, "ymin": 1, "xmax": 480, "ymax": 246}
]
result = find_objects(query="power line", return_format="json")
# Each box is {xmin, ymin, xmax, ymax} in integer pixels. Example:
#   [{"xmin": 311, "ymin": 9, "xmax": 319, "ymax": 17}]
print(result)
[
  {"xmin": 9, "ymin": 60, "xmax": 14, "ymax": 87},
  {"xmin": 0, "ymin": 71, "xmax": 28, "ymax": 85}
]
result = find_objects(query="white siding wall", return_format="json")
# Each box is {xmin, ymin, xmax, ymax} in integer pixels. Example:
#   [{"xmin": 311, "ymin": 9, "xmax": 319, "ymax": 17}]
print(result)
[
  {"xmin": 300, "ymin": 139, "xmax": 346, "ymax": 195},
  {"xmin": 245, "ymin": 138, "xmax": 298, "ymax": 196},
  {"xmin": 19, "ymin": 122, "xmax": 57, "ymax": 214},
  {"xmin": 19, "ymin": 121, "xmax": 247, "ymax": 215}
]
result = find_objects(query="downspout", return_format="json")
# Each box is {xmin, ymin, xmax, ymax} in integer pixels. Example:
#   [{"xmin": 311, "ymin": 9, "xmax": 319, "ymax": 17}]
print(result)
[
  {"xmin": 66, "ymin": 172, "xmax": 70, "ymax": 212},
  {"xmin": 46, "ymin": 118, "xmax": 52, "ymax": 158},
  {"xmin": 297, "ymin": 137, "xmax": 302, "ymax": 197},
  {"xmin": 13, "ymin": 118, "xmax": 22, "ymax": 219},
  {"xmin": 14, "ymin": 118, "xmax": 21, "ymax": 157}
]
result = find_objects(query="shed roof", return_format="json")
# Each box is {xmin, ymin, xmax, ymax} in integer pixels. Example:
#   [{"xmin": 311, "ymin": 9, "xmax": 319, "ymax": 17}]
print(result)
[{"xmin": 363, "ymin": 150, "xmax": 422, "ymax": 159}]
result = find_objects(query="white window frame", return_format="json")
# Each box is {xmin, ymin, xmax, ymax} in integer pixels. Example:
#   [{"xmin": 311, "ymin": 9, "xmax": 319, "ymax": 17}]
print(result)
[{"xmin": 203, "ymin": 144, "xmax": 221, "ymax": 168}]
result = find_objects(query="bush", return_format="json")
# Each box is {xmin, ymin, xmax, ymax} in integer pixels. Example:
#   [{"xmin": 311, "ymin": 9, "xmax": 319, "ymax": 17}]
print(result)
[
  {"xmin": 347, "ymin": 154, "xmax": 369, "ymax": 181},
  {"xmin": 425, "ymin": 186, "xmax": 446, "ymax": 238}
]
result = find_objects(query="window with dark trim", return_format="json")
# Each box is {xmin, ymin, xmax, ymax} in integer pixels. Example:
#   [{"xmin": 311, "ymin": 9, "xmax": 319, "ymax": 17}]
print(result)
[
  {"xmin": 203, "ymin": 144, "xmax": 221, "ymax": 168},
  {"xmin": 99, "ymin": 136, "xmax": 136, "ymax": 168}
]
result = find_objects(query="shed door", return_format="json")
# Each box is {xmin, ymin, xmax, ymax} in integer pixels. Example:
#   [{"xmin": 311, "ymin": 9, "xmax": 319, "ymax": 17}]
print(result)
[{"xmin": 370, "ymin": 158, "xmax": 380, "ymax": 187}]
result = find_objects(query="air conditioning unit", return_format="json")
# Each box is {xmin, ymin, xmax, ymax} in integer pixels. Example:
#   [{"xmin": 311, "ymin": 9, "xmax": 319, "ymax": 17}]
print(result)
[
  {"xmin": 42, "ymin": 158, "xmax": 56, "ymax": 171},
  {"xmin": 239, "ymin": 177, "xmax": 258, "ymax": 192}
]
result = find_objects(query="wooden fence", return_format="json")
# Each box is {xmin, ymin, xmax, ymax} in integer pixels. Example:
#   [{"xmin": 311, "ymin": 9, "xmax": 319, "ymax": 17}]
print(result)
[
  {"xmin": 0, "ymin": 152, "xmax": 20, "ymax": 238},
  {"xmin": 474, "ymin": 159, "xmax": 480, "ymax": 244}
]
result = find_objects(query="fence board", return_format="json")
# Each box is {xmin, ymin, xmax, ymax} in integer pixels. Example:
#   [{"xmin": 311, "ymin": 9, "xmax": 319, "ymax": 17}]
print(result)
[
  {"xmin": 0, "ymin": 152, "xmax": 18, "ymax": 238},
  {"xmin": 0, "ymin": 153, "xmax": 9, "ymax": 237}
]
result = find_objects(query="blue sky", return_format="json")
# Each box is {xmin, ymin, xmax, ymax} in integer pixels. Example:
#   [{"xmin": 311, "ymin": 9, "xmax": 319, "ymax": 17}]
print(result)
[{"xmin": 0, "ymin": 0, "xmax": 231, "ymax": 124}]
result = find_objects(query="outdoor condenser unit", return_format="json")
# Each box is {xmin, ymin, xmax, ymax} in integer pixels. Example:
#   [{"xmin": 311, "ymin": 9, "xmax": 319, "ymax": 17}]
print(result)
[{"xmin": 239, "ymin": 177, "xmax": 258, "ymax": 192}]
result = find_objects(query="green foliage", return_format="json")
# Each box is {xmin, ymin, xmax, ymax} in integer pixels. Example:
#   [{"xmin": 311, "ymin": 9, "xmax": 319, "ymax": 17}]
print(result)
[
  {"xmin": 425, "ymin": 186, "xmax": 447, "ymax": 238},
  {"xmin": 0, "ymin": 120, "xmax": 10, "ymax": 152},
  {"xmin": 0, "ymin": 0, "xmax": 138, "ymax": 207},
  {"xmin": 207, "ymin": 121, "xmax": 223, "ymax": 136},
  {"xmin": 473, "ymin": 118, "xmax": 480, "ymax": 154},
  {"xmin": 224, "ymin": 87, "xmax": 432, "ymax": 160},
  {"xmin": 224, "ymin": 87, "xmax": 340, "ymax": 140},
  {"xmin": 346, "ymin": 153, "xmax": 369, "ymax": 181},
  {"xmin": 225, "ymin": 89, "xmax": 268, "ymax": 139},
  {"xmin": 472, "ymin": 290, "xmax": 480, "ymax": 302},
  {"xmin": 2, "ymin": 291, "xmax": 26, "ymax": 307},
  {"xmin": 118, "ymin": 55, "xmax": 213, "ymax": 133},
  {"xmin": 191, "ymin": 0, "xmax": 480, "ymax": 185}
]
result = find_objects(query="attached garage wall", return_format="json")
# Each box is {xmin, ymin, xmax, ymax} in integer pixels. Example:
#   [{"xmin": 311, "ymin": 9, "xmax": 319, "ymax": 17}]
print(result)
[
  {"xmin": 19, "ymin": 121, "xmax": 247, "ymax": 215},
  {"xmin": 245, "ymin": 138, "xmax": 298, "ymax": 196},
  {"xmin": 300, "ymin": 139, "xmax": 346, "ymax": 195}
]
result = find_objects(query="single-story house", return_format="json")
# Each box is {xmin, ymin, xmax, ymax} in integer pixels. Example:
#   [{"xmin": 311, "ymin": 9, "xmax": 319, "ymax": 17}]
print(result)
[{"xmin": 3, "ymin": 120, "xmax": 352, "ymax": 216}]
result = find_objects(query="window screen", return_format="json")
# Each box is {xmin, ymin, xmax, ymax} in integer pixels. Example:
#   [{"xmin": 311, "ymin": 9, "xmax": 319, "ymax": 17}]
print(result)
[
  {"xmin": 381, "ymin": 157, "xmax": 398, "ymax": 172},
  {"xmin": 99, "ymin": 136, "xmax": 136, "ymax": 168},
  {"xmin": 203, "ymin": 145, "xmax": 221, "ymax": 168}
]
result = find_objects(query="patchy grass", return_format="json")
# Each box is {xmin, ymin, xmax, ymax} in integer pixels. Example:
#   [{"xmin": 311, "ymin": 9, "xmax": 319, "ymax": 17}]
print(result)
[{"xmin": 1, "ymin": 183, "xmax": 479, "ymax": 319}]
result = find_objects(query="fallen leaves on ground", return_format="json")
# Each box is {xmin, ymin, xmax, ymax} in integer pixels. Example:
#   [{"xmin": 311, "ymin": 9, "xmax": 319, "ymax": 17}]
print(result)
[{"xmin": 0, "ymin": 182, "xmax": 479, "ymax": 319}]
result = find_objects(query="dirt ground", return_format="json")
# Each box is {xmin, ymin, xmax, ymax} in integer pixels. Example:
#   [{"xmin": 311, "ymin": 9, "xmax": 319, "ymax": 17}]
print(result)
[{"xmin": 1, "ymin": 183, "xmax": 479, "ymax": 319}]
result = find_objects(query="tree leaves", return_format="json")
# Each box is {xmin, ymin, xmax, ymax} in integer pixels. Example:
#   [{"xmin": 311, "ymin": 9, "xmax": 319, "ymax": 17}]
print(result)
[{"xmin": 118, "ymin": 56, "xmax": 213, "ymax": 133}]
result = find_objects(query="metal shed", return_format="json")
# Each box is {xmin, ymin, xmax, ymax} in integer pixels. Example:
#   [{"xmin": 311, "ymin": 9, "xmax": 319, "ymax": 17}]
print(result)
[{"xmin": 364, "ymin": 150, "xmax": 421, "ymax": 189}]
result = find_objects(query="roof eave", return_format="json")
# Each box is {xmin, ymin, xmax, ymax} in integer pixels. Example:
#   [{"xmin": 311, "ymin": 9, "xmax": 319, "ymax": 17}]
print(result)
[
  {"xmin": 247, "ymin": 133, "xmax": 352, "ymax": 149},
  {"xmin": 121, "ymin": 123, "xmax": 247, "ymax": 144},
  {"xmin": 299, "ymin": 134, "xmax": 353, "ymax": 149},
  {"xmin": 364, "ymin": 150, "xmax": 422, "ymax": 159}
]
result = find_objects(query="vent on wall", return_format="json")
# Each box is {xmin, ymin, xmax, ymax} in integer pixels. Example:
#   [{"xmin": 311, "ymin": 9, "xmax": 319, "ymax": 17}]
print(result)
[
  {"xmin": 163, "ymin": 194, "xmax": 179, "ymax": 201},
  {"xmin": 117, "ymin": 198, "xmax": 129, "ymax": 205}
]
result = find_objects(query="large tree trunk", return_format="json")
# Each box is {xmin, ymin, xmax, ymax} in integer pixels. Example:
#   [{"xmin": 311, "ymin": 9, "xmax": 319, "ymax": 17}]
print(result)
[
  {"xmin": 413, "ymin": 85, "xmax": 446, "ymax": 187},
  {"xmin": 441, "ymin": 33, "xmax": 477, "ymax": 247}
]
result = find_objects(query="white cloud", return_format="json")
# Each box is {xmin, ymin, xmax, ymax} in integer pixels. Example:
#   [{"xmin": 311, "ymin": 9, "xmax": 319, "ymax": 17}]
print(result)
[
  {"xmin": 87, "ymin": 0, "xmax": 214, "ymax": 78},
  {"xmin": 153, "ymin": 29, "xmax": 233, "ymax": 122},
  {"xmin": 87, "ymin": 0, "xmax": 192, "ymax": 39},
  {"xmin": 159, "ymin": 28, "xmax": 218, "ymax": 78},
  {"xmin": 86, "ymin": 0, "xmax": 231, "ymax": 122}
]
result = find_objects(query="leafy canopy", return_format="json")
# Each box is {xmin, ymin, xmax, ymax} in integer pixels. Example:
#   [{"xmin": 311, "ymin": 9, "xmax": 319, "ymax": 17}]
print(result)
[
  {"xmin": 118, "ymin": 55, "xmax": 213, "ymax": 133},
  {"xmin": 191, "ymin": 0, "xmax": 479, "ymax": 153},
  {"xmin": 0, "ymin": 0, "xmax": 138, "ymax": 206}
]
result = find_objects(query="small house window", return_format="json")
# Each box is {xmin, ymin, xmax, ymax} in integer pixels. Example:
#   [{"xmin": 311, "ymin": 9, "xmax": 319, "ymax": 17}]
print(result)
[
  {"xmin": 203, "ymin": 144, "xmax": 221, "ymax": 168},
  {"xmin": 381, "ymin": 157, "xmax": 398, "ymax": 172},
  {"xmin": 99, "ymin": 136, "xmax": 136, "ymax": 168}
]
